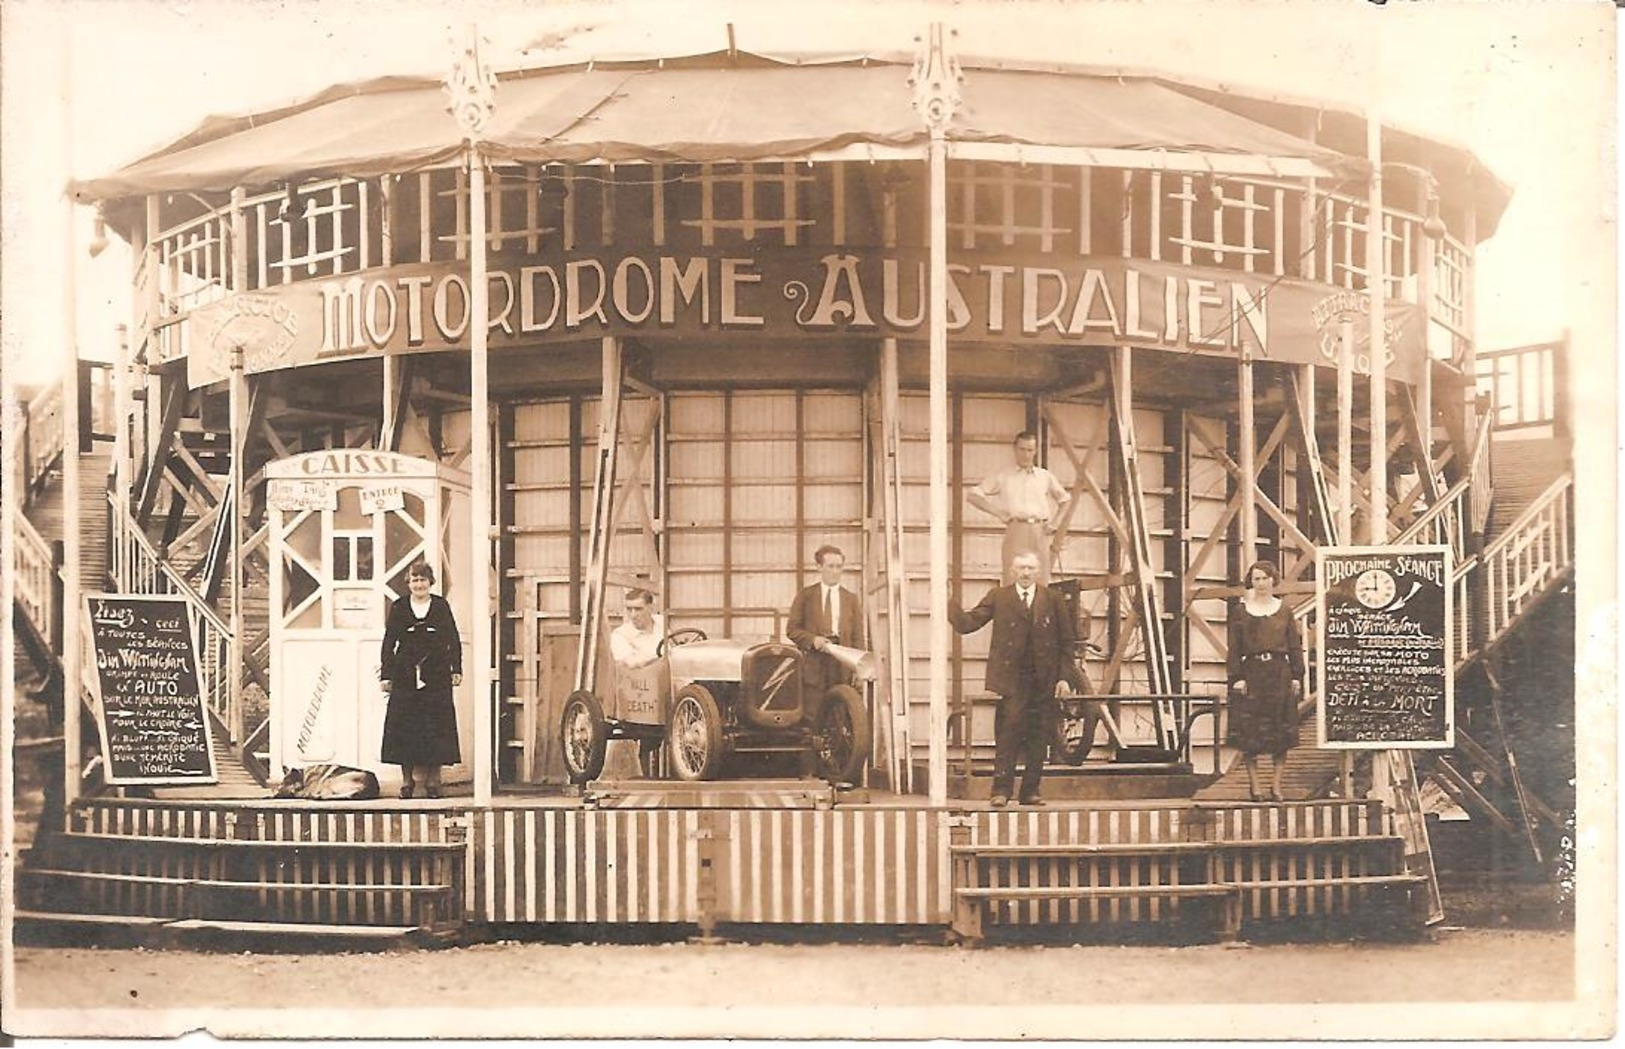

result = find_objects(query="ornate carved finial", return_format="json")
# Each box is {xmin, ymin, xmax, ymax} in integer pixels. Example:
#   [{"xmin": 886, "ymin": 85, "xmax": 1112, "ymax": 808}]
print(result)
[
  {"xmin": 445, "ymin": 24, "xmax": 498, "ymax": 138},
  {"xmin": 909, "ymin": 23, "xmax": 963, "ymax": 132}
]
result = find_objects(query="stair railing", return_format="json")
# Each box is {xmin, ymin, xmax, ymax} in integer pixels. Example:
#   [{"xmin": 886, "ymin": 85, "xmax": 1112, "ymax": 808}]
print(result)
[
  {"xmin": 1465, "ymin": 404, "xmax": 1496, "ymax": 538},
  {"xmin": 1393, "ymin": 411, "xmax": 1494, "ymax": 556},
  {"xmin": 14, "ymin": 512, "xmax": 59, "ymax": 649},
  {"xmin": 18, "ymin": 381, "xmax": 65, "ymax": 501},
  {"xmin": 106, "ymin": 491, "xmax": 238, "ymax": 736},
  {"xmin": 1474, "ymin": 472, "xmax": 1574, "ymax": 651}
]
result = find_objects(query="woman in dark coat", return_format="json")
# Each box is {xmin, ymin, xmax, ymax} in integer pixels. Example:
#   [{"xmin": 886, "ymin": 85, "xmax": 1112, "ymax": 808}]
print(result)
[
  {"xmin": 380, "ymin": 559, "xmax": 462, "ymax": 798},
  {"xmin": 1226, "ymin": 560, "xmax": 1305, "ymax": 803}
]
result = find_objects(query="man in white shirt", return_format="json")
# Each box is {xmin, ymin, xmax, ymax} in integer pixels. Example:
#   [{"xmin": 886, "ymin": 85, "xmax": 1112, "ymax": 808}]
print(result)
[
  {"xmin": 968, "ymin": 430, "xmax": 1070, "ymax": 584},
  {"xmin": 609, "ymin": 588, "xmax": 665, "ymax": 775},
  {"xmin": 610, "ymin": 589, "xmax": 665, "ymax": 668}
]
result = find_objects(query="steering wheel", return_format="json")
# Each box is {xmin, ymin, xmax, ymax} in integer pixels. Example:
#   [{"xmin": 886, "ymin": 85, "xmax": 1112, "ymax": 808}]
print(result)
[{"xmin": 656, "ymin": 627, "xmax": 708, "ymax": 657}]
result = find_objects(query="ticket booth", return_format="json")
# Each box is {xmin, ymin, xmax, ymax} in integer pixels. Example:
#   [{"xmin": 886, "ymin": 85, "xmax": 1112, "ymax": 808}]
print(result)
[{"xmin": 265, "ymin": 451, "xmax": 473, "ymax": 790}]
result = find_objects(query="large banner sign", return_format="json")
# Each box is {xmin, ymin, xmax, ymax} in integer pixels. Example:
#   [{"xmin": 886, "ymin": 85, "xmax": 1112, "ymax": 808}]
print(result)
[
  {"xmin": 1316, "ymin": 545, "xmax": 1455, "ymax": 749},
  {"xmin": 188, "ymin": 249, "xmax": 1423, "ymax": 388}
]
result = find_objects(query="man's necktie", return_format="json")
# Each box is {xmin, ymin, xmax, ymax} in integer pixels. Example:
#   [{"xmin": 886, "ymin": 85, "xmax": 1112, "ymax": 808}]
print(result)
[
  {"xmin": 1021, "ymin": 587, "xmax": 1032, "ymax": 611},
  {"xmin": 824, "ymin": 587, "xmax": 835, "ymax": 634}
]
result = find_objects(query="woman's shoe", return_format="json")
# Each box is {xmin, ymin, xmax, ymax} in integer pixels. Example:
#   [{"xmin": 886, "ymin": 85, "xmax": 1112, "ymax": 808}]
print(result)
[
  {"xmin": 1248, "ymin": 789, "xmax": 1262, "ymax": 802},
  {"xmin": 399, "ymin": 784, "xmax": 415, "ymax": 799},
  {"xmin": 1269, "ymin": 789, "xmax": 1284, "ymax": 803},
  {"xmin": 425, "ymin": 784, "xmax": 443, "ymax": 799}
]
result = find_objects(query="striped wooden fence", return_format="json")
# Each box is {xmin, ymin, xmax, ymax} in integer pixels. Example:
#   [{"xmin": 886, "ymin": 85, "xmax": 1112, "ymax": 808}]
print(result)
[
  {"xmin": 31, "ymin": 801, "xmax": 468, "ymax": 931},
  {"xmin": 73, "ymin": 798, "xmax": 459, "ymax": 844},
  {"xmin": 466, "ymin": 806, "xmax": 953, "ymax": 926},
  {"xmin": 50, "ymin": 797, "xmax": 1411, "ymax": 936}
]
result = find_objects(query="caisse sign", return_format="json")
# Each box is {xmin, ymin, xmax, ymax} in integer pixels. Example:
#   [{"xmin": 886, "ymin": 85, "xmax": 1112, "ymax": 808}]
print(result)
[{"xmin": 1316, "ymin": 545, "xmax": 1454, "ymax": 748}]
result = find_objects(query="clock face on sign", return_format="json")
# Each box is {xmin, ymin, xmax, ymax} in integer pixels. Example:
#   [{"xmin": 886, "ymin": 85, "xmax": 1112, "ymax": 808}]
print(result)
[{"xmin": 1354, "ymin": 568, "xmax": 1398, "ymax": 610}]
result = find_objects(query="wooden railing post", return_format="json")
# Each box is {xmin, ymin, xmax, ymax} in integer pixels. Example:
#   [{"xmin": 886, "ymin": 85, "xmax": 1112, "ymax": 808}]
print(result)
[{"xmin": 49, "ymin": 539, "xmax": 65, "ymax": 654}]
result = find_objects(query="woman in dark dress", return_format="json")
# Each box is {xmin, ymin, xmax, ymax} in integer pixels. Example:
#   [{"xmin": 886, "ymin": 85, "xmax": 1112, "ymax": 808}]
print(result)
[
  {"xmin": 1226, "ymin": 560, "xmax": 1305, "ymax": 803},
  {"xmin": 380, "ymin": 559, "xmax": 462, "ymax": 799}
]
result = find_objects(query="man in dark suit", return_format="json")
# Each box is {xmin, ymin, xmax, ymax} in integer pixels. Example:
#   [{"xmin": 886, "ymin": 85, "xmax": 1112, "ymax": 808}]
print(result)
[
  {"xmin": 950, "ymin": 550, "xmax": 1087, "ymax": 807},
  {"xmin": 787, "ymin": 544, "xmax": 865, "ymax": 712}
]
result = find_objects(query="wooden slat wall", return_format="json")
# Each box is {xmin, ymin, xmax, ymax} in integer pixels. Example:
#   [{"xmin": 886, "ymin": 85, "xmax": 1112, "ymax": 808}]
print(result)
[
  {"xmin": 717, "ymin": 808, "xmax": 948, "ymax": 925},
  {"xmin": 471, "ymin": 808, "xmax": 704, "ymax": 924},
  {"xmin": 65, "ymin": 799, "xmax": 1401, "ymax": 930},
  {"xmin": 469, "ymin": 807, "xmax": 950, "ymax": 925},
  {"xmin": 54, "ymin": 802, "xmax": 466, "ymax": 926},
  {"xmin": 74, "ymin": 801, "xmax": 457, "ymax": 843}
]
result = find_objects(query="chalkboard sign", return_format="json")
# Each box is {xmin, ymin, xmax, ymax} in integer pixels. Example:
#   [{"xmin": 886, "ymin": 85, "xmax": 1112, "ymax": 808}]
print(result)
[
  {"xmin": 1316, "ymin": 546, "xmax": 1454, "ymax": 749},
  {"xmin": 84, "ymin": 594, "xmax": 219, "ymax": 784}
]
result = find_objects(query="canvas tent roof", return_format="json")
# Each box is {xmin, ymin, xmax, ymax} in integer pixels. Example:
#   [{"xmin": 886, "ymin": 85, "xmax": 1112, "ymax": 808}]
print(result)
[{"xmin": 73, "ymin": 51, "xmax": 1509, "ymax": 235}]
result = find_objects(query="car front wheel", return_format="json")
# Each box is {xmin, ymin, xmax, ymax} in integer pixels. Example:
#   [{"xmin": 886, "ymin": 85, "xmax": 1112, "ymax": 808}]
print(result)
[
  {"xmin": 560, "ymin": 690, "xmax": 608, "ymax": 784},
  {"xmin": 811, "ymin": 684, "xmax": 870, "ymax": 784},
  {"xmin": 668, "ymin": 684, "xmax": 725, "ymax": 781}
]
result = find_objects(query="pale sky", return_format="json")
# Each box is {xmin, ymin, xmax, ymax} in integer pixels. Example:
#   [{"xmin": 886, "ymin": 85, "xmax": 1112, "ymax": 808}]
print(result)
[{"xmin": 0, "ymin": 0, "xmax": 1615, "ymax": 389}]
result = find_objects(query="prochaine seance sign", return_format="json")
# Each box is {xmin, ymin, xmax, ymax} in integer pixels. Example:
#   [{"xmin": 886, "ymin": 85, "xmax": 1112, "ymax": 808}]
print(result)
[{"xmin": 1315, "ymin": 545, "xmax": 1455, "ymax": 749}]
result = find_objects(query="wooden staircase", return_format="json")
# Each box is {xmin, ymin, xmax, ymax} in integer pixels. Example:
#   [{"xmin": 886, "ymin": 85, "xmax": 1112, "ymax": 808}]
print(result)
[
  {"xmin": 16, "ymin": 799, "xmax": 469, "ymax": 948},
  {"xmin": 1195, "ymin": 396, "xmax": 1574, "ymax": 808},
  {"xmin": 21, "ymin": 446, "xmax": 114, "ymax": 593},
  {"xmin": 950, "ymin": 799, "xmax": 1428, "ymax": 943},
  {"xmin": 1194, "ymin": 709, "xmax": 1344, "ymax": 803}
]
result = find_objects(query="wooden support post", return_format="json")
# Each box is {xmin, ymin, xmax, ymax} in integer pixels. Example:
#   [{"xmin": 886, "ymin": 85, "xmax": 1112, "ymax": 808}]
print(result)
[
  {"xmin": 470, "ymin": 142, "xmax": 495, "ymax": 806},
  {"xmin": 448, "ymin": 30, "xmax": 499, "ymax": 806},
  {"xmin": 947, "ymin": 818, "xmax": 984, "ymax": 943},
  {"xmin": 1337, "ymin": 319, "xmax": 1355, "ymax": 545},
  {"xmin": 228, "ymin": 346, "xmax": 246, "ymax": 743},
  {"xmin": 1108, "ymin": 347, "xmax": 1175, "ymax": 724},
  {"xmin": 1483, "ymin": 657, "xmax": 1544, "ymax": 863},
  {"xmin": 1239, "ymin": 356, "xmax": 1257, "ymax": 567},
  {"xmin": 576, "ymin": 337, "xmax": 623, "ymax": 697},
  {"xmin": 1415, "ymin": 176, "xmax": 1436, "ymax": 493},
  {"xmin": 1170, "ymin": 408, "xmax": 1190, "ymax": 691},
  {"xmin": 928, "ymin": 129, "xmax": 949, "ymax": 807},
  {"xmin": 913, "ymin": 24, "xmax": 959, "ymax": 806},
  {"xmin": 60, "ymin": 58, "xmax": 85, "ymax": 805},
  {"xmin": 113, "ymin": 325, "xmax": 131, "ymax": 518},
  {"xmin": 382, "ymin": 356, "xmax": 399, "ymax": 451},
  {"xmin": 1366, "ymin": 95, "xmax": 1388, "ymax": 545},
  {"xmin": 878, "ymin": 337, "xmax": 912, "ymax": 793}
]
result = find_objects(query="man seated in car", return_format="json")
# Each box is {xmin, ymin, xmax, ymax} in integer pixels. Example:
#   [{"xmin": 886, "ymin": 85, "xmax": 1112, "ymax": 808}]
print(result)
[
  {"xmin": 610, "ymin": 588, "xmax": 664, "ymax": 668},
  {"xmin": 787, "ymin": 545, "xmax": 864, "ymax": 717},
  {"xmin": 609, "ymin": 588, "xmax": 665, "ymax": 775}
]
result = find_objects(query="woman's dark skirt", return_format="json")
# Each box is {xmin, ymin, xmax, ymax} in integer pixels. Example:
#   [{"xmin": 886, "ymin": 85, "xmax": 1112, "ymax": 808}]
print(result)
[
  {"xmin": 381, "ymin": 684, "xmax": 461, "ymax": 766},
  {"xmin": 1227, "ymin": 657, "xmax": 1298, "ymax": 756}
]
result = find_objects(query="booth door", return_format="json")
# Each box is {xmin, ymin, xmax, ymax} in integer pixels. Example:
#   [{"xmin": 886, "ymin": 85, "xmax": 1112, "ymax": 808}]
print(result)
[{"xmin": 273, "ymin": 483, "xmax": 460, "ymax": 782}]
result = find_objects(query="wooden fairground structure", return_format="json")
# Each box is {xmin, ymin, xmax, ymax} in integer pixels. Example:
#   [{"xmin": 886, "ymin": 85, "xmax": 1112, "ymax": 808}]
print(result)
[{"xmin": 9, "ymin": 26, "xmax": 1575, "ymax": 946}]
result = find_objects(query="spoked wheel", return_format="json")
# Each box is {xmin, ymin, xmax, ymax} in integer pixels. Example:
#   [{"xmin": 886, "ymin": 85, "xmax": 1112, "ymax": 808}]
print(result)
[
  {"xmin": 811, "ymin": 684, "xmax": 870, "ymax": 784},
  {"xmin": 667, "ymin": 683, "xmax": 725, "ymax": 781},
  {"xmin": 1051, "ymin": 704, "xmax": 1091, "ymax": 766},
  {"xmin": 560, "ymin": 690, "xmax": 608, "ymax": 784}
]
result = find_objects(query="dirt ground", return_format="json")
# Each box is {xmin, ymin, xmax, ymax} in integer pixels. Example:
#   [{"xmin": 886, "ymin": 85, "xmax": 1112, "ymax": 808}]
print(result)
[{"xmin": 5, "ymin": 927, "xmax": 1595, "ymax": 1040}]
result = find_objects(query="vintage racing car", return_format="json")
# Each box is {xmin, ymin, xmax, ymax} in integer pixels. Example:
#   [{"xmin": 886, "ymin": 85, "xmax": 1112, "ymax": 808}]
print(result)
[{"xmin": 559, "ymin": 628, "xmax": 871, "ymax": 784}]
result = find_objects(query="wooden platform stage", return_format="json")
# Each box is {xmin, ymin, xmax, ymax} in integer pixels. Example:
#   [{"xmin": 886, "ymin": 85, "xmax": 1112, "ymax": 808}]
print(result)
[{"xmin": 23, "ymin": 783, "xmax": 1429, "ymax": 943}]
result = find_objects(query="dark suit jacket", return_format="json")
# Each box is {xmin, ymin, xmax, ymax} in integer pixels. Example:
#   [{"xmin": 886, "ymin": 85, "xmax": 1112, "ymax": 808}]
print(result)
[
  {"xmin": 787, "ymin": 582, "xmax": 864, "ymax": 696},
  {"xmin": 950, "ymin": 583, "xmax": 1085, "ymax": 699}
]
